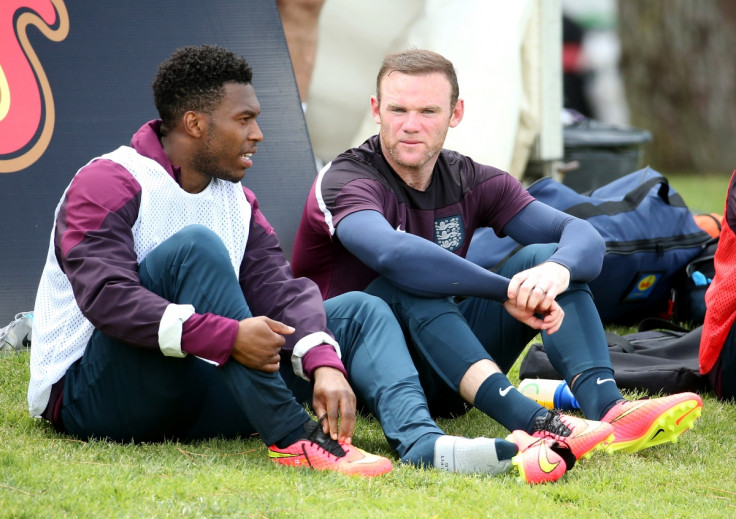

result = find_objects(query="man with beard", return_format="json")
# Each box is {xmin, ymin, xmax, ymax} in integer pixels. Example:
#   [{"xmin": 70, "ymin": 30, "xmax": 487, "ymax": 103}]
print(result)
[
  {"xmin": 292, "ymin": 48, "xmax": 703, "ymax": 461},
  {"xmin": 26, "ymin": 44, "xmax": 398, "ymax": 476}
]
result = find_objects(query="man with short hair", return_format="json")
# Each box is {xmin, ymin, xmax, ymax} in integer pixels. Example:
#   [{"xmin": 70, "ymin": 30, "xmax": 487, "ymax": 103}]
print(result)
[
  {"xmin": 27, "ymin": 44, "xmax": 396, "ymax": 476},
  {"xmin": 292, "ymin": 48, "xmax": 703, "ymax": 460}
]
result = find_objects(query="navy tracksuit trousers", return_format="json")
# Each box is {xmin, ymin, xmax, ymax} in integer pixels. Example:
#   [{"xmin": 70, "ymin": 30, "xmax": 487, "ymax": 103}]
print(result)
[{"xmin": 60, "ymin": 226, "xmax": 442, "ymax": 463}]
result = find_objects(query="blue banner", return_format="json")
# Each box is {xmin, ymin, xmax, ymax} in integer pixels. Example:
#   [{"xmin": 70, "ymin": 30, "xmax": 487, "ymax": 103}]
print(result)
[{"xmin": 0, "ymin": 0, "xmax": 313, "ymax": 320}]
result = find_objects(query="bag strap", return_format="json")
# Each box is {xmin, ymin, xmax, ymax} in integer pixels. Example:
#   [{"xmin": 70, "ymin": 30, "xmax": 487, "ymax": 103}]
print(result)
[
  {"xmin": 564, "ymin": 176, "xmax": 687, "ymax": 220},
  {"xmin": 605, "ymin": 317, "xmax": 692, "ymax": 353},
  {"xmin": 697, "ymin": 213, "xmax": 722, "ymax": 233},
  {"xmin": 605, "ymin": 331, "xmax": 635, "ymax": 353},
  {"xmin": 686, "ymin": 254, "xmax": 716, "ymax": 275},
  {"xmin": 637, "ymin": 317, "xmax": 691, "ymax": 333}
]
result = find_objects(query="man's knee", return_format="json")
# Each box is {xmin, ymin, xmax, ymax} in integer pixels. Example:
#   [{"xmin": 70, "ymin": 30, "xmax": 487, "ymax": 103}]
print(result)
[
  {"xmin": 154, "ymin": 225, "xmax": 230, "ymax": 265},
  {"xmin": 168, "ymin": 225, "xmax": 225, "ymax": 251},
  {"xmin": 507, "ymin": 243, "xmax": 558, "ymax": 270},
  {"xmin": 139, "ymin": 225, "xmax": 234, "ymax": 292},
  {"xmin": 326, "ymin": 291, "xmax": 404, "ymax": 359},
  {"xmin": 328, "ymin": 291, "xmax": 394, "ymax": 322}
]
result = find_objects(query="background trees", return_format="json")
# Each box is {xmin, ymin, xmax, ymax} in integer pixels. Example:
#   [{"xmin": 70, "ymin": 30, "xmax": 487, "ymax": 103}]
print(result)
[{"xmin": 618, "ymin": 0, "xmax": 736, "ymax": 174}]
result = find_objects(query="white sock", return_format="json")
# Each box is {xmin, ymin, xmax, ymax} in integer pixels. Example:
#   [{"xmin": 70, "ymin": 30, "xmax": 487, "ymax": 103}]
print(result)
[{"xmin": 433, "ymin": 435, "xmax": 515, "ymax": 474}]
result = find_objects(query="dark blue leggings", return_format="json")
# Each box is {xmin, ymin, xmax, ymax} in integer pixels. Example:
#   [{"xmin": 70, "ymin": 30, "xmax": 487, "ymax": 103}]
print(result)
[{"xmin": 366, "ymin": 243, "xmax": 614, "ymax": 417}]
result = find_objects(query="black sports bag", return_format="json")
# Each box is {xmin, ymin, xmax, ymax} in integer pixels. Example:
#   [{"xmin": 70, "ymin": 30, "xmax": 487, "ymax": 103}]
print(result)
[{"xmin": 519, "ymin": 319, "xmax": 708, "ymax": 395}]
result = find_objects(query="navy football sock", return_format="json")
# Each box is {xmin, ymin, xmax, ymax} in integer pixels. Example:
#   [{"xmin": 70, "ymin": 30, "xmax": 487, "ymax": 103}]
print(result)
[
  {"xmin": 570, "ymin": 368, "xmax": 624, "ymax": 421},
  {"xmin": 473, "ymin": 372, "xmax": 548, "ymax": 433}
]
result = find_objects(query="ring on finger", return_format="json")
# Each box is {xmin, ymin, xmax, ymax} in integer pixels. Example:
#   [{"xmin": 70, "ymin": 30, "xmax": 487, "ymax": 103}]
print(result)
[{"xmin": 534, "ymin": 286, "xmax": 547, "ymax": 295}]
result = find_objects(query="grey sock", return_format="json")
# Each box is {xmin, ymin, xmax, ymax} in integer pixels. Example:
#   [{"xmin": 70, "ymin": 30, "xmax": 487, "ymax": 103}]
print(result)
[{"xmin": 433, "ymin": 435, "xmax": 517, "ymax": 474}]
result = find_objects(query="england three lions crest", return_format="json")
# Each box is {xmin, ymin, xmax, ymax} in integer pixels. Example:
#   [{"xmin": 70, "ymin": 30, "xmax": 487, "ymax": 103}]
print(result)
[{"xmin": 434, "ymin": 215, "xmax": 464, "ymax": 252}]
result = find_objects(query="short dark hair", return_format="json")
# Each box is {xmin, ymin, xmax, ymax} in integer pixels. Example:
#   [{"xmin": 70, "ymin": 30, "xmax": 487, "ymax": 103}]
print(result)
[
  {"xmin": 376, "ymin": 49, "xmax": 459, "ymax": 107},
  {"xmin": 152, "ymin": 45, "xmax": 253, "ymax": 135}
]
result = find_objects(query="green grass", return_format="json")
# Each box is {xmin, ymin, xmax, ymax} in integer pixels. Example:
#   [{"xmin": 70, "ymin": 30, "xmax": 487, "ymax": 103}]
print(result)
[
  {"xmin": 668, "ymin": 171, "xmax": 731, "ymax": 214},
  {"xmin": 2, "ymin": 173, "xmax": 734, "ymax": 518},
  {"xmin": 3, "ymin": 350, "xmax": 735, "ymax": 518}
]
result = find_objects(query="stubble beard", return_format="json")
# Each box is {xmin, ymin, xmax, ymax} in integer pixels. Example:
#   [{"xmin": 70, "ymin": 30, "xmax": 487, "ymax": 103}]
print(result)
[
  {"xmin": 381, "ymin": 128, "xmax": 437, "ymax": 174},
  {"xmin": 191, "ymin": 134, "xmax": 242, "ymax": 184}
]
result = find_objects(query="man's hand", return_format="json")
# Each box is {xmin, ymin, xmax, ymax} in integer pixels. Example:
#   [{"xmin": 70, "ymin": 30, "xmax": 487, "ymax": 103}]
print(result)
[
  {"xmin": 312, "ymin": 366, "xmax": 357, "ymax": 444},
  {"xmin": 231, "ymin": 316, "xmax": 294, "ymax": 372},
  {"xmin": 503, "ymin": 297, "xmax": 565, "ymax": 334},
  {"xmin": 505, "ymin": 261, "xmax": 570, "ymax": 334},
  {"xmin": 507, "ymin": 261, "xmax": 570, "ymax": 313}
]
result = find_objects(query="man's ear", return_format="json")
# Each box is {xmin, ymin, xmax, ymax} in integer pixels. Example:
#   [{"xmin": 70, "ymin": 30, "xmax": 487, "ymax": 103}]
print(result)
[
  {"xmin": 370, "ymin": 95, "xmax": 381, "ymax": 124},
  {"xmin": 182, "ymin": 111, "xmax": 206, "ymax": 138},
  {"xmin": 449, "ymin": 98, "xmax": 464, "ymax": 128}
]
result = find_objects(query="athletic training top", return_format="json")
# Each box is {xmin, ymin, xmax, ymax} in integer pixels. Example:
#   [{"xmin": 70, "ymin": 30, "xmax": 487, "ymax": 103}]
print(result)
[
  {"xmin": 292, "ymin": 135, "xmax": 603, "ymax": 300},
  {"xmin": 28, "ymin": 120, "xmax": 342, "ymax": 418},
  {"xmin": 700, "ymin": 170, "xmax": 736, "ymax": 374}
]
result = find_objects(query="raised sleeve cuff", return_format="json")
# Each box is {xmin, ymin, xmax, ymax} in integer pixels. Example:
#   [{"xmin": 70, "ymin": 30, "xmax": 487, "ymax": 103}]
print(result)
[
  {"xmin": 158, "ymin": 303, "xmax": 195, "ymax": 357},
  {"xmin": 291, "ymin": 332, "xmax": 342, "ymax": 381}
]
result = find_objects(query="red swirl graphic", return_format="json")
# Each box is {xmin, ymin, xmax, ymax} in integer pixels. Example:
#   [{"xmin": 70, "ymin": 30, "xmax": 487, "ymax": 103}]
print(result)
[{"xmin": 0, "ymin": 0, "xmax": 69, "ymax": 173}]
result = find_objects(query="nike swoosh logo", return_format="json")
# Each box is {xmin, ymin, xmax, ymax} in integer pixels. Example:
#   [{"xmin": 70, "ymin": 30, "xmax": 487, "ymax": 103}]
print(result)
[
  {"xmin": 538, "ymin": 445, "xmax": 560, "ymax": 473},
  {"xmin": 396, "ymin": 225, "xmax": 405, "ymax": 233},
  {"xmin": 350, "ymin": 449, "xmax": 386, "ymax": 464},
  {"xmin": 651, "ymin": 428, "xmax": 666, "ymax": 440},
  {"xmin": 596, "ymin": 377, "xmax": 615, "ymax": 385},
  {"xmin": 499, "ymin": 386, "xmax": 513, "ymax": 397}
]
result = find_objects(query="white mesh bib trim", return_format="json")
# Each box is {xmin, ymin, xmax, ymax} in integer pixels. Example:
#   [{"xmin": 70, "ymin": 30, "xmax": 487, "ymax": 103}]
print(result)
[
  {"xmin": 28, "ymin": 145, "xmax": 252, "ymax": 417},
  {"xmin": 291, "ymin": 332, "xmax": 341, "ymax": 381},
  {"xmin": 159, "ymin": 304, "xmax": 195, "ymax": 358}
]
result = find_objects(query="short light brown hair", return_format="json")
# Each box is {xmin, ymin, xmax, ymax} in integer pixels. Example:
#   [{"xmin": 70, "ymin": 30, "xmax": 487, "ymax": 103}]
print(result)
[{"xmin": 376, "ymin": 49, "xmax": 459, "ymax": 106}]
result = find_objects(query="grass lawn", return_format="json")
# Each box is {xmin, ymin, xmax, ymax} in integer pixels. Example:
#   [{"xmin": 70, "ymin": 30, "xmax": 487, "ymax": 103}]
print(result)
[
  {"xmin": 1, "ymin": 172, "xmax": 734, "ymax": 518},
  {"xmin": 668, "ymin": 171, "xmax": 731, "ymax": 215}
]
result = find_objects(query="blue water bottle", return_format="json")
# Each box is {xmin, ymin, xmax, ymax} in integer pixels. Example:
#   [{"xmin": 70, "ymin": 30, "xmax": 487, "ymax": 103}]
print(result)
[{"xmin": 518, "ymin": 378, "xmax": 580, "ymax": 411}]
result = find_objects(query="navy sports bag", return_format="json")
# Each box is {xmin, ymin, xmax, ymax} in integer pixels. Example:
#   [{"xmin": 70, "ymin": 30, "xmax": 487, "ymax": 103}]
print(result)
[{"xmin": 467, "ymin": 167, "xmax": 712, "ymax": 324}]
